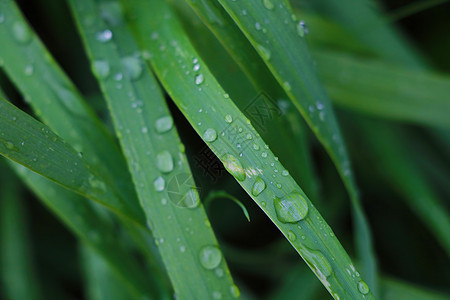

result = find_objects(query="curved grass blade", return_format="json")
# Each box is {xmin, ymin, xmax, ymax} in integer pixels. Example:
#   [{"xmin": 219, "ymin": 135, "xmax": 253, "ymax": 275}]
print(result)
[
  {"xmin": 0, "ymin": 0, "xmax": 143, "ymax": 225},
  {"xmin": 0, "ymin": 97, "xmax": 141, "ymax": 222},
  {"xmin": 315, "ymin": 50, "xmax": 450, "ymax": 128},
  {"xmin": 10, "ymin": 163, "xmax": 160, "ymax": 299},
  {"xmin": 67, "ymin": 0, "xmax": 237, "ymax": 298},
  {"xmin": 186, "ymin": 0, "xmax": 377, "ymax": 291},
  {"xmin": 125, "ymin": 0, "xmax": 374, "ymax": 298},
  {"xmin": 0, "ymin": 167, "xmax": 42, "ymax": 300}
]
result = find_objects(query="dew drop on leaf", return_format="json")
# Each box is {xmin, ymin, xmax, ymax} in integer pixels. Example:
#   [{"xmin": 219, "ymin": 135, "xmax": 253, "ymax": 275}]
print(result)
[
  {"xmin": 222, "ymin": 154, "xmax": 246, "ymax": 181},
  {"xmin": 358, "ymin": 280, "xmax": 370, "ymax": 295},
  {"xmin": 153, "ymin": 176, "xmax": 165, "ymax": 192},
  {"xmin": 155, "ymin": 116, "xmax": 173, "ymax": 133},
  {"xmin": 12, "ymin": 21, "xmax": 32, "ymax": 44},
  {"xmin": 203, "ymin": 128, "xmax": 217, "ymax": 142},
  {"xmin": 92, "ymin": 60, "xmax": 110, "ymax": 79},
  {"xmin": 274, "ymin": 192, "xmax": 308, "ymax": 223},
  {"xmin": 251, "ymin": 176, "xmax": 266, "ymax": 196},
  {"xmin": 122, "ymin": 56, "xmax": 142, "ymax": 80},
  {"xmin": 199, "ymin": 246, "xmax": 222, "ymax": 269},
  {"xmin": 156, "ymin": 150, "xmax": 174, "ymax": 173}
]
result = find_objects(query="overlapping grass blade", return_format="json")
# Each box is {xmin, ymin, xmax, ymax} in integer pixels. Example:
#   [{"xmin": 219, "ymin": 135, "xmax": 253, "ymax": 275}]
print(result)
[
  {"xmin": 315, "ymin": 50, "xmax": 450, "ymax": 128},
  {"xmin": 0, "ymin": 166, "xmax": 42, "ymax": 300},
  {"xmin": 184, "ymin": 0, "xmax": 377, "ymax": 291},
  {"xmin": 125, "ymin": 0, "xmax": 374, "ymax": 298},
  {"xmin": 381, "ymin": 277, "xmax": 450, "ymax": 300},
  {"xmin": 80, "ymin": 244, "xmax": 135, "ymax": 300},
  {"xmin": 0, "ymin": 97, "xmax": 141, "ymax": 222},
  {"xmin": 0, "ymin": 0, "xmax": 143, "ymax": 224},
  {"xmin": 67, "ymin": 0, "xmax": 237, "ymax": 298}
]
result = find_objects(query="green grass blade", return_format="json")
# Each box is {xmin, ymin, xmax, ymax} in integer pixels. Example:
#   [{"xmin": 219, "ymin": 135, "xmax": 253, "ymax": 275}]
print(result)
[
  {"xmin": 80, "ymin": 244, "xmax": 135, "ymax": 300},
  {"xmin": 9, "ymin": 163, "xmax": 159, "ymax": 299},
  {"xmin": 381, "ymin": 277, "xmax": 450, "ymax": 300},
  {"xmin": 125, "ymin": 0, "xmax": 374, "ymax": 298},
  {"xmin": 315, "ymin": 50, "xmax": 450, "ymax": 128},
  {"xmin": 354, "ymin": 120, "xmax": 450, "ymax": 254},
  {"xmin": 67, "ymin": 0, "xmax": 237, "ymax": 298},
  {"xmin": 185, "ymin": 0, "xmax": 377, "ymax": 291},
  {"xmin": 0, "ymin": 97, "xmax": 142, "ymax": 222},
  {"xmin": 0, "ymin": 166, "xmax": 42, "ymax": 300},
  {"xmin": 0, "ymin": 0, "xmax": 143, "ymax": 224}
]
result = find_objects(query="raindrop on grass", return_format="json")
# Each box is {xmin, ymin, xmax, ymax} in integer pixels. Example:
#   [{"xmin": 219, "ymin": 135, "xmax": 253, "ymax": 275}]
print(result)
[
  {"xmin": 251, "ymin": 176, "xmax": 266, "ymax": 196},
  {"xmin": 222, "ymin": 154, "xmax": 246, "ymax": 181},
  {"xmin": 155, "ymin": 116, "xmax": 173, "ymax": 133},
  {"xmin": 199, "ymin": 246, "xmax": 222, "ymax": 269},
  {"xmin": 122, "ymin": 56, "xmax": 142, "ymax": 80},
  {"xmin": 225, "ymin": 114, "xmax": 233, "ymax": 123},
  {"xmin": 24, "ymin": 64, "xmax": 34, "ymax": 76},
  {"xmin": 4, "ymin": 141, "xmax": 15, "ymax": 150},
  {"xmin": 358, "ymin": 280, "xmax": 370, "ymax": 295},
  {"xmin": 12, "ymin": 21, "xmax": 32, "ymax": 44},
  {"xmin": 92, "ymin": 60, "xmax": 110, "ymax": 79},
  {"xmin": 203, "ymin": 128, "xmax": 217, "ymax": 142},
  {"xmin": 256, "ymin": 44, "xmax": 271, "ymax": 60},
  {"xmin": 263, "ymin": 0, "xmax": 274, "ymax": 10},
  {"xmin": 153, "ymin": 176, "xmax": 165, "ymax": 192},
  {"xmin": 96, "ymin": 29, "xmax": 113, "ymax": 42},
  {"xmin": 184, "ymin": 187, "xmax": 200, "ymax": 208},
  {"xmin": 274, "ymin": 192, "xmax": 308, "ymax": 223},
  {"xmin": 296, "ymin": 20, "xmax": 309, "ymax": 37},
  {"xmin": 282, "ymin": 170, "xmax": 289, "ymax": 176},
  {"xmin": 287, "ymin": 230, "xmax": 297, "ymax": 242},
  {"xmin": 156, "ymin": 150, "xmax": 174, "ymax": 173},
  {"xmin": 195, "ymin": 74, "xmax": 204, "ymax": 85},
  {"xmin": 261, "ymin": 152, "xmax": 268, "ymax": 158},
  {"xmin": 230, "ymin": 285, "xmax": 240, "ymax": 298}
]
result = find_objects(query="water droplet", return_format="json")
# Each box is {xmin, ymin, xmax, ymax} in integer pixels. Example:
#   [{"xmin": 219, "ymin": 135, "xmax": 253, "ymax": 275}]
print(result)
[
  {"xmin": 183, "ymin": 187, "xmax": 200, "ymax": 208},
  {"xmin": 212, "ymin": 291, "xmax": 222, "ymax": 299},
  {"xmin": 114, "ymin": 72, "xmax": 123, "ymax": 81},
  {"xmin": 230, "ymin": 285, "xmax": 240, "ymax": 298},
  {"xmin": 203, "ymin": 128, "xmax": 217, "ymax": 142},
  {"xmin": 199, "ymin": 246, "xmax": 222, "ymax": 269},
  {"xmin": 287, "ymin": 230, "xmax": 297, "ymax": 241},
  {"xmin": 195, "ymin": 74, "xmax": 204, "ymax": 85},
  {"xmin": 263, "ymin": 0, "xmax": 274, "ymax": 10},
  {"xmin": 96, "ymin": 29, "xmax": 113, "ymax": 42},
  {"xmin": 261, "ymin": 152, "xmax": 268, "ymax": 158},
  {"xmin": 92, "ymin": 60, "xmax": 110, "ymax": 79},
  {"xmin": 252, "ymin": 143, "xmax": 260, "ymax": 150},
  {"xmin": 246, "ymin": 133, "xmax": 252, "ymax": 140},
  {"xmin": 222, "ymin": 154, "xmax": 246, "ymax": 181},
  {"xmin": 274, "ymin": 192, "xmax": 308, "ymax": 223},
  {"xmin": 316, "ymin": 101, "xmax": 324, "ymax": 110},
  {"xmin": 358, "ymin": 280, "xmax": 370, "ymax": 295},
  {"xmin": 223, "ymin": 93, "xmax": 230, "ymax": 99},
  {"xmin": 156, "ymin": 150, "xmax": 174, "ymax": 173},
  {"xmin": 12, "ymin": 21, "xmax": 32, "ymax": 44},
  {"xmin": 141, "ymin": 126, "xmax": 148, "ymax": 133},
  {"xmin": 283, "ymin": 81, "xmax": 291, "ymax": 91},
  {"xmin": 282, "ymin": 170, "xmax": 289, "ymax": 176},
  {"xmin": 251, "ymin": 176, "xmax": 266, "ymax": 196},
  {"xmin": 255, "ymin": 22, "xmax": 262, "ymax": 30},
  {"xmin": 179, "ymin": 246, "xmax": 186, "ymax": 253},
  {"xmin": 193, "ymin": 63, "xmax": 200, "ymax": 71},
  {"xmin": 24, "ymin": 64, "xmax": 34, "ymax": 76},
  {"xmin": 261, "ymin": 201, "xmax": 266, "ymax": 207},
  {"xmin": 299, "ymin": 245, "xmax": 333, "ymax": 282},
  {"xmin": 215, "ymin": 268, "xmax": 224, "ymax": 277},
  {"xmin": 99, "ymin": 2, "xmax": 124, "ymax": 26},
  {"xmin": 256, "ymin": 44, "xmax": 271, "ymax": 60},
  {"xmin": 297, "ymin": 20, "xmax": 309, "ymax": 37},
  {"xmin": 224, "ymin": 114, "xmax": 233, "ymax": 123},
  {"xmin": 4, "ymin": 141, "xmax": 15, "ymax": 150},
  {"xmin": 276, "ymin": 183, "xmax": 282, "ymax": 189},
  {"xmin": 122, "ymin": 56, "xmax": 142, "ymax": 80},
  {"xmin": 155, "ymin": 116, "xmax": 173, "ymax": 133},
  {"xmin": 153, "ymin": 176, "xmax": 165, "ymax": 191}
]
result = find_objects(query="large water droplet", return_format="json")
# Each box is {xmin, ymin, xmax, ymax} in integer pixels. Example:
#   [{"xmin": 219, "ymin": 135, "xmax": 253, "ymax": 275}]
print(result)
[
  {"xmin": 12, "ymin": 21, "xmax": 32, "ymax": 44},
  {"xmin": 274, "ymin": 192, "xmax": 308, "ymax": 223},
  {"xmin": 92, "ymin": 60, "xmax": 110, "ymax": 79},
  {"xmin": 156, "ymin": 150, "xmax": 174, "ymax": 173},
  {"xmin": 299, "ymin": 245, "xmax": 333, "ymax": 282},
  {"xmin": 99, "ymin": 2, "xmax": 124, "ymax": 26},
  {"xmin": 195, "ymin": 74, "xmax": 204, "ymax": 85},
  {"xmin": 222, "ymin": 154, "xmax": 246, "ymax": 181},
  {"xmin": 183, "ymin": 187, "xmax": 200, "ymax": 208},
  {"xmin": 256, "ymin": 44, "xmax": 271, "ymax": 60},
  {"xmin": 251, "ymin": 176, "xmax": 266, "ymax": 196},
  {"xmin": 155, "ymin": 116, "xmax": 173, "ymax": 133},
  {"xmin": 153, "ymin": 176, "xmax": 165, "ymax": 191},
  {"xmin": 199, "ymin": 246, "xmax": 222, "ymax": 269},
  {"xmin": 358, "ymin": 280, "xmax": 370, "ymax": 295},
  {"xmin": 122, "ymin": 56, "xmax": 142, "ymax": 80},
  {"xmin": 96, "ymin": 29, "xmax": 113, "ymax": 42},
  {"xmin": 203, "ymin": 128, "xmax": 217, "ymax": 142},
  {"xmin": 263, "ymin": 0, "xmax": 274, "ymax": 10}
]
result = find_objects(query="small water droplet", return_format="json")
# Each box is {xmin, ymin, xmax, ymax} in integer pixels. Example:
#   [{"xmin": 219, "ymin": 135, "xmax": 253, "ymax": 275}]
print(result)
[
  {"xmin": 122, "ymin": 56, "xmax": 142, "ymax": 80},
  {"xmin": 12, "ymin": 21, "xmax": 32, "ymax": 44},
  {"xmin": 276, "ymin": 183, "xmax": 282, "ymax": 189},
  {"xmin": 203, "ymin": 128, "xmax": 217, "ymax": 142},
  {"xmin": 141, "ymin": 126, "xmax": 148, "ymax": 133},
  {"xmin": 283, "ymin": 81, "xmax": 291, "ymax": 91},
  {"xmin": 274, "ymin": 192, "xmax": 308, "ymax": 223},
  {"xmin": 96, "ymin": 29, "xmax": 113, "ymax": 42},
  {"xmin": 223, "ymin": 93, "xmax": 230, "ymax": 99},
  {"xmin": 24, "ymin": 64, "xmax": 34, "ymax": 76},
  {"xmin": 282, "ymin": 170, "xmax": 289, "ymax": 176},
  {"xmin": 212, "ymin": 291, "xmax": 222, "ymax": 299},
  {"xmin": 230, "ymin": 285, "xmax": 240, "ymax": 298},
  {"xmin": 193, "ymin": 63, "xmax": 200, "ymax": 71},
  {"xmin": 215, "ymin": 268, "xmax": 224, "ymax": 277},
  {"xmin": 199, "ymin": 246, "xmax": 222, "ymax": 269},
  {"xmin": 153, "ymin": 176, "xmax": 165, "ymax": 191},
  {"xmin": 114, "ymin": 72, "xmax": 123, "ymax": 81},
  {"xmin": 287, "ymin": 230, "xmax": 297, "ymax": 241},
  {"xmin": 183, "ymin": 187, "xmax": 200, "ymax": 208},
  {"xmin": 224, "ymin": 114, "xmax": 233, "ymax": 123},
  {"xmin": 256, "ymin": 44, "xmax": 271, "ymax": 60},
  {"xmin": 255, "ymin": 22, "xmax": 262, "ymax": 30},
  {"xmin": 92, "ymin": 60, "xmax": 110, "ymax": 79},
  {"xmin": 263, "ymin": 0, "xmax": 274, "ymax": 10},
  {"xmin": 261, "ymin": 152, "xmax": 268, "ymax": 158},
  {"xmin": 261, "ymin": 201, "xmax": 266, "ymax": 207},
  {"xmin": 4, "ymin": 141, "xmax": 15, "ymax": 150},
  {"xmin": 246, "ymin": 133, "xmax": 252, "ymax": 140},
  {"xmin": 297, "ymin": 20, "xmax": 309, "ymax": 37},
  {"xmin": 252, "ymin": 143, "xmax": 260, "ymax": 150},
  {"xmin": 195, "ymin": 74, "xmax": 204, "ymax": 85},
  {"xmin": 358, "ymin": 280, "xmax": 370, "ymax": 295},
  {"xmin": 222, "ymin": 154, "xmax": 246, "ymax": 181},
  {"xmin": 251, "ymin": 176, "xmax": 266, "ymax": 196},
  {"xmin": 155, "ymin": 116, "xmax": 173, "ymax": 133},
  {"xmin": 316, "ymin": 101, "xmax": 324, "ymax": 110},
  {"xmin": 156, "ymin": 150, "xmax": 174, "ymax": 173},
  {"xmin": 179, "ymin": 246, "xmax": 186, "ymax": 253}
]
